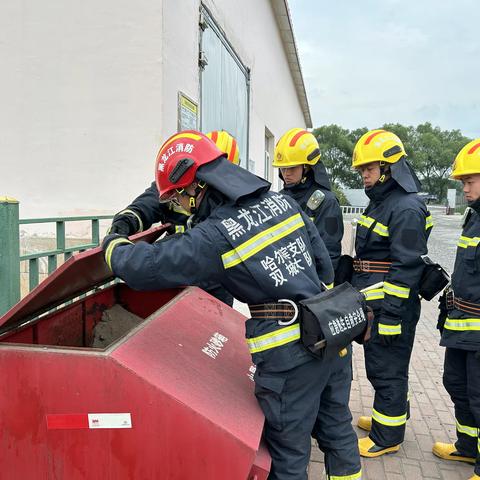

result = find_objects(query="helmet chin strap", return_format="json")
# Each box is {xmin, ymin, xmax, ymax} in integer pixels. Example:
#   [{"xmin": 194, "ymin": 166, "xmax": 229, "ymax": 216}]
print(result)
[
  {"xmin": 377, "ymin": 162, "xmax": 390, "ymax": 184},
  {"xmin": 177, "ymin": 181, "xmax": 207, "ymax": 214},
  {"xmin": 301, "ymin": 165, "xmax": 310, "ymax": 184}
]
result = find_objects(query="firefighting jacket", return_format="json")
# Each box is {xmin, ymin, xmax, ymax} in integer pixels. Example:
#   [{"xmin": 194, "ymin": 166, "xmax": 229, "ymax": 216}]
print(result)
[
  {"xmin": 106, "ymin": 188, "xmax": 335, "ymax": 372},
  {"xmin": 281, "ymin": 168, "xmax": 343, "ymax": 272},
  {"xmin": 351, "ymin": 178, "xmax": 432, "ymax": 323},
  {"xmin": 441, "ymin": 203, "xmax": 480, "ymax": 350},
  {"xmin": 118, "ymin": 181, "xmax": 235, "ymax": 305},
  {"xmin": 123, "ymin": 181, "xmax": 191, "ymax": 234}
]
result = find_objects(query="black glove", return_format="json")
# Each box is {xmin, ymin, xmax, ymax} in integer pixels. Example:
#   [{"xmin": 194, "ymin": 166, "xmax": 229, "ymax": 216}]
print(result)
[
  {"xmin": 436, "ymin": 310, "xmax": 447, "ymax": 334},
  {"xmin": 334, "ymin": 254, "xmax": 354, "ymax": 285},
  {"xmin": 108, "ymin": 211, "xmax": 140, "ymax": 236},
  {"xmin": 437, "ymin": 292, "xmax": 448, "ymax": 334},
  {"xmin": 354, "ymin": 306, "xmax": 374, "ymax": 344},
  {"xmin": 377, "ymin": 313, "xmax": 402, "ymax": 346}
]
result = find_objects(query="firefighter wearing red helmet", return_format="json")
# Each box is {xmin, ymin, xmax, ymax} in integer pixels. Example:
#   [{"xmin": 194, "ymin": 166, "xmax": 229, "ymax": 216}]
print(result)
[
  {"xmin": 105, "ymin": 130, "xmax": 240, "ymax": 306},
  {"xmin": 102, "ymin": 130, "xmax": 362, "ymax": 480}
]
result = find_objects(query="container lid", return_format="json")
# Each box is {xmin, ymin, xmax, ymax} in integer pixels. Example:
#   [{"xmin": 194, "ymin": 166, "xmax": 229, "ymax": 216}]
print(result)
[{"xmin": 0, "ymin": 227, "xmax": 166, "ymax": 333}]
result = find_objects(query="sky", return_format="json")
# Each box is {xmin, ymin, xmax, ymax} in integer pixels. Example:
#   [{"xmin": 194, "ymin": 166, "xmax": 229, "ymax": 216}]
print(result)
[{"xmin": 289, "ymin": 0, "xmax": 480, "ymax": 138}]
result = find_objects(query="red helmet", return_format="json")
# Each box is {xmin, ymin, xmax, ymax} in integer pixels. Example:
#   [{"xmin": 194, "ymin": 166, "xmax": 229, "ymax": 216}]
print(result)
[{"xmin": 155, "ymin": 130, "xmax": 225, "ymax": 201}]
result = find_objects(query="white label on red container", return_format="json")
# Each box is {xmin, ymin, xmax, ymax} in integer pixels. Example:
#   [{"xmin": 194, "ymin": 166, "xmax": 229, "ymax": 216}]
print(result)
[
  {"xmin": 201, "ymin": 331, "xmax": 229, "ymax": 359},
  {"xmin": 88, "ymin": 413, "xmax": 132, "ymax": 429}
]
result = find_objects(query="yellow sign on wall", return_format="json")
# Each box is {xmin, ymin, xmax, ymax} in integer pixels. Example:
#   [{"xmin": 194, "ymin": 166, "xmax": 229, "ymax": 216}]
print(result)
[{"xmin": 178, "ymin": 92, "xmax": 198, "ymax": 131}]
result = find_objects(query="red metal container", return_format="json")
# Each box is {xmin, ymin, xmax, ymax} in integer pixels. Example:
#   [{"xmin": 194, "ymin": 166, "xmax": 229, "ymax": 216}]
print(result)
[{"xmin": 0, "ymin": 227, "xmax": 270, "ymax": 480}]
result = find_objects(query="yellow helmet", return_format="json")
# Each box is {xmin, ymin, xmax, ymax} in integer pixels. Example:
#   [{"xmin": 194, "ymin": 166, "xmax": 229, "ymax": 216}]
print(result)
[
  {"xmin": 206, "ymin": 130, "xmax": 240, "ymax": 165},
  {"xmin": 273, "ymin": 128, "xmax": 321, "ymax": 168},
  {"xmin": 451, "ymin": 139, "xmax": 480, "ymax": 179},
  {"xmin": 352, "ymin": 129, "xmax": 406, "ymax": 168}
]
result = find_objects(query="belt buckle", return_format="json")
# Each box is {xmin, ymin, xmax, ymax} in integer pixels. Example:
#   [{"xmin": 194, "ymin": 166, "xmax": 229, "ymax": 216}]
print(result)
[
  {"xmin": 445, "ymin": 289, "xmax": 454, "ymax": 310},
  {"xmin": 277, "ymin": 299, "xmax": 298, "ymax": 326},
  {"xmin": 361, "ymin": 260, "xmax": 370, "ymax": 272}
]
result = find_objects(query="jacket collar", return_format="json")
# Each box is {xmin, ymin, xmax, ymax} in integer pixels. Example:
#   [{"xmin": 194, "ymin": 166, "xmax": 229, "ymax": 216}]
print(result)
[
  {"xmin": 468, "ymin": 197, "xmax": 480, "ymax": 217},
  {"xmin": 365, "ymin": 177, "xmax": 398, "ymax": 202},
  {"xmin": 282, "ymin": 171, "xmax": 315, "ymax": 200},
  {"xmin": 190, "ymin": 188, "xmax": 226, "ymax": 225}
]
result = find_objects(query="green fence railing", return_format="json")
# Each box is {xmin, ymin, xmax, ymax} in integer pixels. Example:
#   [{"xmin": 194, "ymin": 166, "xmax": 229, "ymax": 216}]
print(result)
[{"xmin": 0, "ymin": 197, "xmax": 113, "ymax": 316}]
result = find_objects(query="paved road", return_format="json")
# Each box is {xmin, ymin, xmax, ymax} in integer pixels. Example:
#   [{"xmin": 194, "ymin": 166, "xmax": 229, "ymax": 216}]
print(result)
[{"xmin": 426, "ymin": 207, "xmax": 463, "ymax": 274}]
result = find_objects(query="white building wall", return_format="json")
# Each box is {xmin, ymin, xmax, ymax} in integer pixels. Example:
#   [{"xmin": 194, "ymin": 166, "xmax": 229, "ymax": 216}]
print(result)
[
  {"xmin": 1, "ymin": 0, "xmax": 307, "ymax": 217},
  {"xmin": 1, "ymin": 0, "xmax": 167, "ymax": 217}
]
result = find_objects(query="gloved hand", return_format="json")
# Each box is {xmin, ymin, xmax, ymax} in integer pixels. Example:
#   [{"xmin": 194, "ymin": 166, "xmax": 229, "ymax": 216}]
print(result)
[
  {"xmin": 354, "ymin": 306, "xmax": 374, "ymax": 344},
  {"xmin": 437, "ymin": 292, "xmax": 448, "ymax": 334},
  {"xmin": 107, "ymin": 211, "xmax": 140, "ymax": 236},
  {"xmin": 101, "ymin": 233, "xmax": 132, "ymax": 270},
  {"xmin": 334, "ymin": 254, "xmax": 354, "ymax": 285},
  {"xmin": 377, "ymin": 314, "xmax": 402, "ymax": 346}
]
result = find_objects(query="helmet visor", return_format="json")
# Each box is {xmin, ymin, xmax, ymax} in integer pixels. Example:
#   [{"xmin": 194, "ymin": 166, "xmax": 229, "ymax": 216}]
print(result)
[{"xmin": 158, "ymin": 189, "xmax": 179, "ymax": 203}]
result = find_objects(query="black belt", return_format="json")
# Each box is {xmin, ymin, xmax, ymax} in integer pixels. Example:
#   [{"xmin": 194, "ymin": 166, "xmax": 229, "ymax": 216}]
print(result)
[
  {"xmin": 449, "ymin": 293, "xmax": 480, "ymax": 315},
  {"xmin": 353, "ymin": 259, "xmax": 392, "ymax": 274},
  {"xmin": 249, "ymin": 299, "xmax": 298, "ymax": 324}
]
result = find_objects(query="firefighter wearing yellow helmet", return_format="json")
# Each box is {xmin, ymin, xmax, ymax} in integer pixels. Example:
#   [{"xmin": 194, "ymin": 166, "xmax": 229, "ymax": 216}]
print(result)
[
  {"xmin": 206, "ymin": 130, "xmax": 240, "ymax": 165},
  {"xmin": 433, "ymin": 139, "xmax": 480, "ymax": 480},
  {"xmin": 105, "ymin": 130, "xmax": 241, "ymax": 306},
  {"xmin": 349, "ymin": 129, "xmax": 433, "ymax": 458},
  {"xmin": 352, "ymin": 129, "xmax": 406, "ymax": 169},
  {"xmin": 451, "ymin": 138, "xmax": 480, "ymax": 178},
  {"xmin": 273, "ymin": 128, "xmax": 343, "ymax": 275}
]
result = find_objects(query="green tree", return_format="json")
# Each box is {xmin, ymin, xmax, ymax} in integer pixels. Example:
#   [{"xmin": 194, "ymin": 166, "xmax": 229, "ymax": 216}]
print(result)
[
  {"xmin": 332, "ymin": 184, "xmax": 350, "ymax": 205},
  {"xmin": 312, "ymin": 122, "xmax": 471, "ymax": 202},
  {"xmin": 381, "ymin": 123, "xmax": 469, "ymax": 201},
  {"xmin": 381, "ymin": 123, "xmax": 416, "ymax": 158},
  {"xmin": 313, "ymin": 125, "xmax": 363, "ymax": 188},
  {"xmin": 409, "ymin": 123, "xmax": 469, "ymax": 201}
]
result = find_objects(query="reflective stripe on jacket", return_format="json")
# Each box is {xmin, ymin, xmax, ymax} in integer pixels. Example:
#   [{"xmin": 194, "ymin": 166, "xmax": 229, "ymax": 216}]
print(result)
[
  {"xmin": 442, "ymin": 208, "xmax": 480, "ymax": 350},
  {"xmin": 108, "ymin": 190, "xmax": 334, "ymax": 371},
  {"xmin": 351, "ymin": 181, "xmax": 431, "ymax": 321}
]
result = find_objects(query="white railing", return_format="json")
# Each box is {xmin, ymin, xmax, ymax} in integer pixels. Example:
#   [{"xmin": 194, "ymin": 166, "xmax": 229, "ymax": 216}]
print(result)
[{"xmin": 340, "ymin": 205, "xmax": 365, "ymax": 215}]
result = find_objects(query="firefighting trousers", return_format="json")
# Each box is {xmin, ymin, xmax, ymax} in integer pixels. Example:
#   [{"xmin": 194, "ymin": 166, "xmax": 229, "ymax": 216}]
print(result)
[
  {"xmin": 254, "ymin": 346, "xmax": 361, "ymax": 480},
  {"xmin": 364, "ymin": 301, "xmax": 420, "ymax": 447},
  {"xmin": 443, "ymin": 347, "xmax": 480, "ymax": 475}
]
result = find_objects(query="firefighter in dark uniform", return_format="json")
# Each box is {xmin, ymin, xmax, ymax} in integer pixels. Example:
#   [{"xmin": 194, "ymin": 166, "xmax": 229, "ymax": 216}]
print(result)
[
  {"xmin": 102, "ymin": 130, "xmax": 362, "ymax": 480},
  {"xmin": 433, "ymin": 139, "xmax": 480, "ymax": 480},
  {"xmin": 273, "ymin": 128, "xmax": 344, "ymax": 275},
  {"xmin": 106, "ymin": 130, "xmax": 240, "ymax": 306},
  {"xmin": 350, "ymin": 129, "xmax": 433, "ymax": 457}
]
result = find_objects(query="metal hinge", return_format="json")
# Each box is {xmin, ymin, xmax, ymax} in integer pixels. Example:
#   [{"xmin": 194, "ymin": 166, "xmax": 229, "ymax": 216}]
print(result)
[
  {"xmin": 198, "ymin": 51, "xmax": 208, "ymax": 69},
  {"xmin": 199, "ymin": 13, "xmax": 208, "ymax": 31}
]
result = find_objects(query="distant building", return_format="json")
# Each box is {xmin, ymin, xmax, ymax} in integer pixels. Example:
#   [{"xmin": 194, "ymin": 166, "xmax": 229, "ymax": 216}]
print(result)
[
  {"xmin": 344, "ymin": 189, "xmax": 369, "ymax": 207},
  {"xmin": 1, "ymin": 0, "xmax": 311, "ymax": 216}
]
